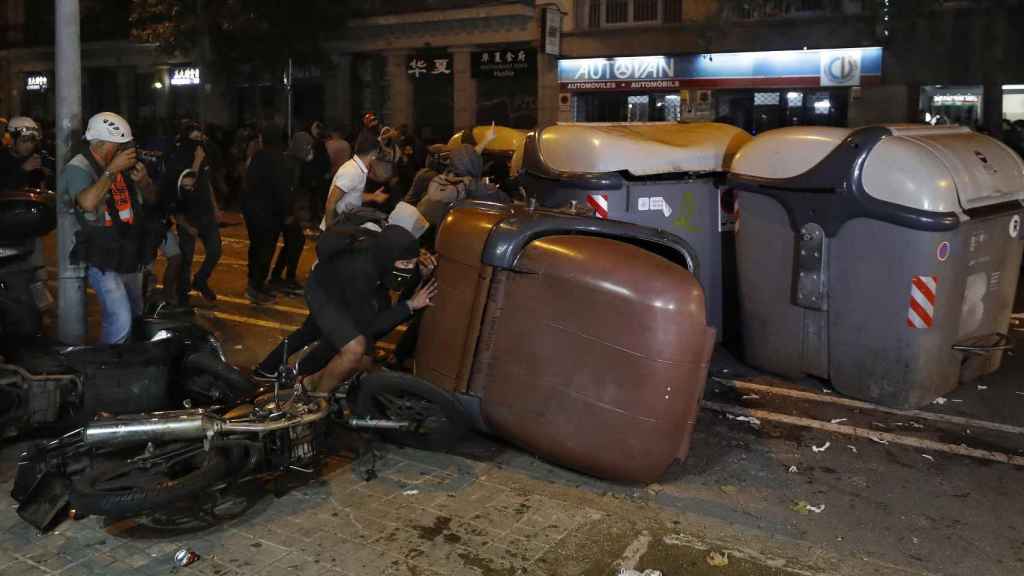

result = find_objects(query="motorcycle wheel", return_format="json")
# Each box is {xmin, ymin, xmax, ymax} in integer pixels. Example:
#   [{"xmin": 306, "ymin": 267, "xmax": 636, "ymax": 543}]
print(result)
[
  {"xmin": 70, "ymin": 444, "xmax": 229, "ymax": 519},
  {"xmin": 353, "ymin": 372, "xmax": 468, "ymax": 452}
]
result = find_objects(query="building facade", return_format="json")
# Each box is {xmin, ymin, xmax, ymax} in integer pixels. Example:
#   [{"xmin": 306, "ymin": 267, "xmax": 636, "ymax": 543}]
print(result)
[{"xmin": 1, "ymin": 0, "xmax": 1023, "ymax": 143}]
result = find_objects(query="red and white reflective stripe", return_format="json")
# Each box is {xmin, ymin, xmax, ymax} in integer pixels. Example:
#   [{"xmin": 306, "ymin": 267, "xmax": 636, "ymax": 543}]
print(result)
[
  {"xmin": 587, "ymin": 194, "xmax": 609, "ymax": 219},
  {"xmin": 907, "ymin": 276, "xmax": 937, "ymax": 329}
]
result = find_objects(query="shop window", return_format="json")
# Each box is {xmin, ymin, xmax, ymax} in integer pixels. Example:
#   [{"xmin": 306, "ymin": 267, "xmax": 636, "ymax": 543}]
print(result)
[
  {"xmin": 786, "ymin": 91, "xmax": 804, "ymax": 108},
  {"xmin": 731, "ymin": 0, "xmax": 828, "ymax": 20},
  {"xmin": 754, "ymin": 92, "xmax": 781, "ymax": 106},
  {"xmin": 606, "ymin": 0, "xmax": 629, "ymax": 24},
  {"xmin": 627, "ymin": 95, "xmax": 649, "ymax": 121}
]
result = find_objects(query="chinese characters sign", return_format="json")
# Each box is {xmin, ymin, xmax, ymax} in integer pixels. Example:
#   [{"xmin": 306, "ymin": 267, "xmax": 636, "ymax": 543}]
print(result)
[
  {"xmin": 472, "ymin": 48, "xmax": 536, "ymax": 80},
  {"xmin": 407, "ymin": 55, "xmax": 453, "ymax": 79}
]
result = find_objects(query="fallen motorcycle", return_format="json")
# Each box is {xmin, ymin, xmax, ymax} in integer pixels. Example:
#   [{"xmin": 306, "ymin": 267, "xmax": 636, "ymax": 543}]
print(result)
[
  {"xmin": 12, "ymin": 353, "xmax": 467, "ymax": 532},
  {"xmin": 0, "ymin": 187, "xmax": 253, "ymax": 438}
]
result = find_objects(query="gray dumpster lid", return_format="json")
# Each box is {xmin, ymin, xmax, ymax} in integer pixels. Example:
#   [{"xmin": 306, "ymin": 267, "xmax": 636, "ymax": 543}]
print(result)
[
  {"xmin": 731, "ymin": 125, "xmax": 1024, "ymax": 218},
  {"xmin": 533, "ymin": 122, "xmax": 752, "ymax": 177}
]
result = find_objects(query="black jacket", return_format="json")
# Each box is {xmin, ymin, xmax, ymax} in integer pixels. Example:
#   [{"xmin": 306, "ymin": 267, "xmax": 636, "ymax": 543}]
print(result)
[{"xmin": 243, "ymin": 149, "xmax": 289, "ymax": 228}]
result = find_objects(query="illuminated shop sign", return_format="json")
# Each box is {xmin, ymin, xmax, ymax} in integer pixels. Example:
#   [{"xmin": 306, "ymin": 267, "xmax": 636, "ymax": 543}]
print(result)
[
  {"xmin": 932, "ymin": 94, "xmax": 980, "ymax": 106},
  {"xmin": 558, "ymin": 47, "xmax": 884, "ymax": 91},
  {"xmin": 25, "ymin": 74, "xmax": 49, "ymax": 92},
  {"xmin": 170, "ymin": 67, "xmax": 201, "ymax": 86}
]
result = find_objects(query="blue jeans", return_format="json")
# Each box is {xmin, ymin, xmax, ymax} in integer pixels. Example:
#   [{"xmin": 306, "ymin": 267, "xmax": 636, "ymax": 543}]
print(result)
[{"xmin": 87, "ymin": 267, "xmax": 143, "ymax": 345}]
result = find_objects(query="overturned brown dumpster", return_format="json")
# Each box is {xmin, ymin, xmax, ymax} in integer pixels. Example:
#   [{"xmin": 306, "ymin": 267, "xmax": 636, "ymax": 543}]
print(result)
[{"xmin": 416, "ymin": 201, "xmax": 716, "ymax": 483}]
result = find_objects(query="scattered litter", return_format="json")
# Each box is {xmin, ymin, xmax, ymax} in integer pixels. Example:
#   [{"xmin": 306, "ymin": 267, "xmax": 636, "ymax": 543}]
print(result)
[
  {"xmin": 174, "ymin": 549, "xmax": 200, "ymax": 568},
  {"xmin": 647, "ymin": 483, "xmax": 663, "ymax": 495},
  {"xmin": 869, "ymin": 436, "xmax": 889, "ymax": 445},
  {"xmin": 951, "ymin": 399, "xmax": 964, "ymax": 403},
  {"xmin": 788, "ymin": 465, "xmax": 799, "ymax": 473},
  {"xmin": 792, "ymin": 501, "xmax": 826, "ymax": 514},
  {"xmin": 893, "ymin": 421, "xmax": 926, "ymax": 430},
  {"xmin": 719, "ymin": 485, "xmax": 738, "ymax": 495},
  {"xmin": 617, "ymin": 571, "xmax": 662, "ymax": 576},
  {"xmin": 933, "ymin": 397, "xmax": 948, "ymax": 405},
  {"xmin": 977, "ymin": 385, "xmax": 988, "ymax": 391},
  {"xmin": 741, "ymin": 394, "xmax": 761, "ymax": 401},
  {"xmin": 402, "ymin": 490, "xmax": 420, "ymax": 496},
  {"xmin": 706, "ymin": 551, "xmax": 730, "ymax": 567},
  {"xmin": 909, "ymin": 422, "xmax": 925, "ymax": 429},
  {"xmin": 873, "ymin": 422, "xmax": 889, "ymax": 429},
  {"xmin": 812, "ymin": 442, "xmax": 831, "ymax": 453},
  {"xmin": 725, "ymin": 414, "xmax": 761, "ymax": 427},
  {"xmin": 921, "ymin": 454, "xmax": 935, "ymax": 462},
  {"xmin": 912, "ymin": 537, "xmax": 920, "ymax": 544},
  {"xmin": 847, "ymin": 445, "xmax": 858, "ymax": 454},
  {"xmin": 233, "ymin": 345, "xmax": 243, "ymax": 350},
  {"xmin": 829, "ymin": 418, "xmax": 848, "ymax": 424}
]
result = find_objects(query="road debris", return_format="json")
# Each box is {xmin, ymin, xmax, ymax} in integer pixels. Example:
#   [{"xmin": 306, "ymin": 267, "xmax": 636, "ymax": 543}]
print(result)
[
  {"xmin": 921, "ymin": 454, "xmax": 935, "ymax": 462},
  {"xmin": 174, "ymin": 549, "xmax": 200, "ymax": 568},
  {"xmin": 233, "ymin": 345, "xmax": 243, "ymax": 350},
  {"xmin": 792, "ymin": 501, "xmax": 826, "ymax": 514},
  {"xmin": 933, "ymin": 397, "xmax": 948, "ymax": 405},
  {"xmin": 951, "ymin": 399, "xmax": 964, "ymax": 403},
  {"xmin": 873, "ymin": 422, "xmax": 888, "ymax": 429},
  {"xmin": 741, "ymin": 394, "xmax": 761, "ymax": 401},
  {"xmin": 869, "ymin": 436, "xmax": 889, "ymax": 445},
  {"xmin": 977, "ymin": 385, "xmax": 988, "ymax": 391},
  {"xmin": 812, "ymin": 441, "xmax": 831, "ymax": 453},
  {"xmin": 719, "ymin": 485, "xmax": 738, "ymax": 495},
  {"xmin": 788, "ymin": 465, "xmax": 799, "ymax": 473},
  {"xmin": 402, "ymin": 490, "xmax": 420, "ymax": 496},
  {"xmin": 706, "ymin": 551, "xmax": 730, "ymax": 567},
  {"xmin": 829, "ymin": 418, "xmax": 848, "ymax": 424},
  {"xmin": 725, "ymin": 414, "xmax": 761, "ymax": 427},
  {"xmin": 847, "ymin": 445, "xmax": 858, "ymax": 454}
]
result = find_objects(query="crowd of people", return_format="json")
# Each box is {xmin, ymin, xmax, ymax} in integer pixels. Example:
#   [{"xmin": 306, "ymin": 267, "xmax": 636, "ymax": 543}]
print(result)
[{"xmin": 0, "ymin": 109, "xmax": 516, "ymax": 395}]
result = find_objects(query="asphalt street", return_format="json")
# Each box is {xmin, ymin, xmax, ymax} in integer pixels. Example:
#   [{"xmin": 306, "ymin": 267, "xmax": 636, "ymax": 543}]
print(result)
[{"xmin": 2, "ymin": 216, "xmax": 1023, "ymax": 576}]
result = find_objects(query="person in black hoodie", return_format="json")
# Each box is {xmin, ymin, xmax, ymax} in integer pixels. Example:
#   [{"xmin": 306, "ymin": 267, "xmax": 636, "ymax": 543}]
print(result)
[
  {"xmin": 301, "ymin": 225, "xmax": 437, "ymax": 395},
  {"xmin": 268, "ymin": 131, "xmax": 314, "ymax": 295},
  {"xmin": 162, "ymin": 121, "xmax": 222, "ymax": 303},
  {"xmin": 242, "ymin": 127, "xmax": 289, "ymax": 304}
]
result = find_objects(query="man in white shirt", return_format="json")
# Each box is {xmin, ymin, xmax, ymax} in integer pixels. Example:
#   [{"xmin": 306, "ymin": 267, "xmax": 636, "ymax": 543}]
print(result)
[{"xmin": 322, "ymin": 131, "xmax": 388, "ymax": 230}]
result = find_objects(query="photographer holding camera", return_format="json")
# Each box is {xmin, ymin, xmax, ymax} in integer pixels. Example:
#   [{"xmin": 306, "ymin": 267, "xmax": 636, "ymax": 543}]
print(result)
[{"xmin": 61, "ymin": 112, "xmax": 159, "ymax": 344}]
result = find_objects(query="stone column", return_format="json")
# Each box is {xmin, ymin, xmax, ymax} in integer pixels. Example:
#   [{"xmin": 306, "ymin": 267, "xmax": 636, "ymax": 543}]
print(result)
[
  {"xmin": 325, "ymin": 53, "xmax": 353, "ymax": 134},
  {"xmin": 451, "ymin": 47, "xmax": 477, "ymax": 131},
  {"xmin": 385, "ymin": 51, "xmax": 413, "ymax": 129},
  {"xmin": 536, "ymin": 52, "xmax": 560, "ymax": 128}
]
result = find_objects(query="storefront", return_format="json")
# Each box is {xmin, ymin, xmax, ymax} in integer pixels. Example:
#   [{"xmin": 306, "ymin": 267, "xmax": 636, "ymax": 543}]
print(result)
[
  {"xmin": 919, "ymin": 85, "xmax": 983, "ymax": 127},
  {"xmin": 407, "ymin": 51, "xmax": 454, "ymax": 141},
  {"xmin": 558, "ymin": 47, "xmax": 884, "ymax": 133},
  {"xmin": 472, "ymin": 46, "xmax": 538, "ymax": 129}
]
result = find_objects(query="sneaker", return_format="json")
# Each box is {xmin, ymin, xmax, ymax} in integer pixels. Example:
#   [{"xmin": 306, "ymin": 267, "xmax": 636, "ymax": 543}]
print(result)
[
  {"xmin": 281, "ymin": 279, "xmax": 304, "ymax": 296},
  {"xmin": 194, "ymin": 280, "xmax": 217, "ymax": 302},
  {"xmin": 246, "ymin": 286, "xmax": 275, "ymax": 305},
  {"xmin": 252, "ymin": 367, "xmax": 278, "ymax": 382}
]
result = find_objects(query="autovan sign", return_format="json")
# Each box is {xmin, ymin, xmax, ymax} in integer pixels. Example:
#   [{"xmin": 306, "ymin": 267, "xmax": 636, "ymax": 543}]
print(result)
[{"xmin": 559, "ymin": 47, "xmax": 883, "ymax": 91}]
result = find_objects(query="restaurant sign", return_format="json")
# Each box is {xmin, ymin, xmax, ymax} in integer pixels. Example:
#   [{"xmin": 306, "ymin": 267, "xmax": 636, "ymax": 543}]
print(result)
[
  {"xmin": 559, "ymin": 47, "xmax": 883, "ymax": 91},
  {"xmin": 472, "ymin": 48, "xmax": 536, "ymax": 80}
]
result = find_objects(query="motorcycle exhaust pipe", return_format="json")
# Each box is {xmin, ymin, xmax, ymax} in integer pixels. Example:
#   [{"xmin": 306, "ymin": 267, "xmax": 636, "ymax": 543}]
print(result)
[
  {"xmin": 83, "ymin": 403, "xmax": 332, "ymax": 447},
  {"xmin": 83, "ymin": 411, "xmax": 221, "ymax": 446}
]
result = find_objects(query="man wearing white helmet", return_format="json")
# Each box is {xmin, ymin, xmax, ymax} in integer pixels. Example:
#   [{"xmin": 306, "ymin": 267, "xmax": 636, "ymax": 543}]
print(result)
[
  {"xmin": 60, "ymin": 112, "xmax": 159, "ymax": 344},
  {"xmin": 0, "ymin": 116, "xmax": 47, "ymax": 190}
]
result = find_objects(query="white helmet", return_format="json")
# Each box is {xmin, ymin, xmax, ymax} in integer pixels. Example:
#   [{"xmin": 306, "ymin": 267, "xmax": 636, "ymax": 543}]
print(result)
[
  {"xmin": 84, "ymin": 112, "xmax": 133, "ymax": 144},
  {"xmin": 7, "ymin": 116, "xmax": 40, "ymax": 139}
]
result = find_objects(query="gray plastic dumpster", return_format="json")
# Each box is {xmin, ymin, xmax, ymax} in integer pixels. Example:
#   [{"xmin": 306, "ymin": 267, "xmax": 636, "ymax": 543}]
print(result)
[
  {"xmin": 728, "ymin": 125, "xmax": 1024, "ymax": 408},
  {"xmin": 517, "ymin": 122, "xmax": 752, "ymax": 337}
]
